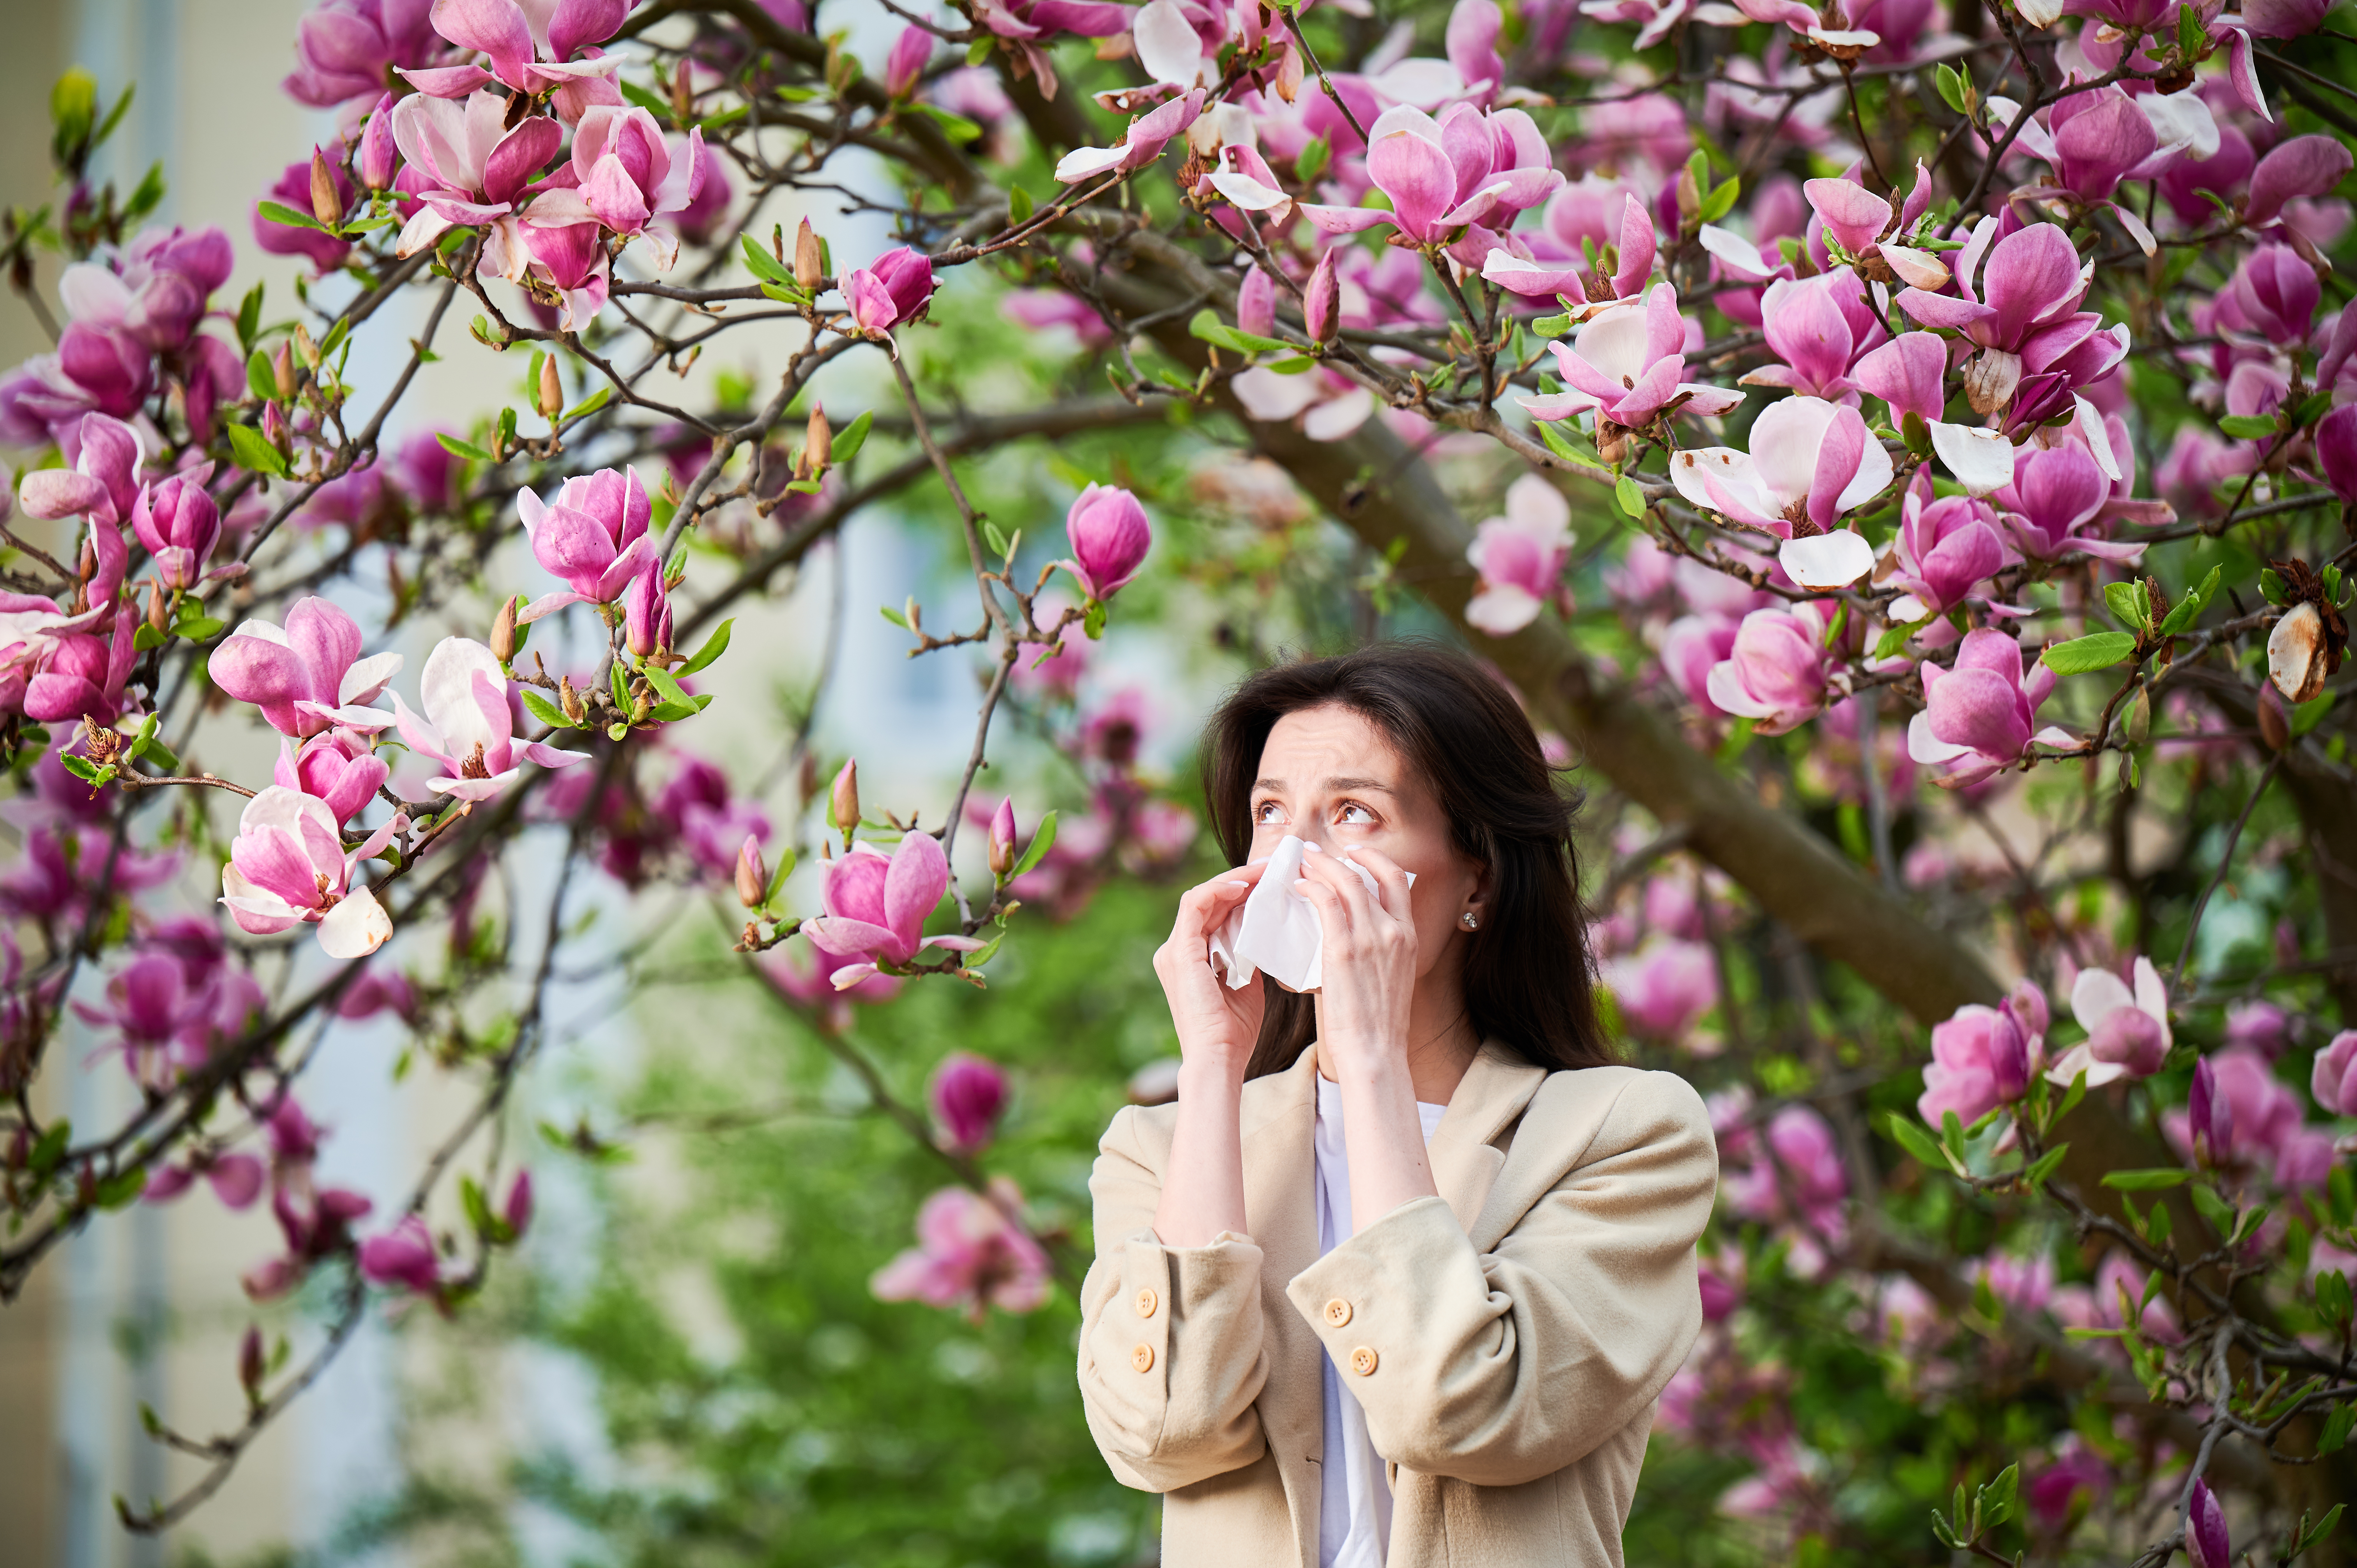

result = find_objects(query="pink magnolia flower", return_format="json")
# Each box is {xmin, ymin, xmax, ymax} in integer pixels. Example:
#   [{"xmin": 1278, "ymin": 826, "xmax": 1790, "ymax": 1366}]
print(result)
[
  {"xmin": 1052, "ymin": 88, "xmax": 1205, "ymax": 183},
  {"xmin": 1799, "ymin": 170, "xmax": 1943, "ymax": 282},
  {"xmin": 514, "ymin": 465, "xmax": 656, "ymax": 620},
  {"xmin": 1658, "ymin": 614, "xmax": 1740, "ymax": 716},
  {"xmin": 1483, "ymin": 189, "xmax": 1656, "ymax": 305},
  {"xmin": 1726, "ymin": 0, "xmax": 1882, "ymax": 49},
  {"xmin": 388, "ymin": 90, "xmax": 563, "ymax": 260},
  {"xmin": 1602, "ymin": 938, "xmax": 1719, "ymax": 1042},
  {"xmin": 2228, "ymin": 245, "xmax": 2320, "ymax": 348},
  {"xmin": 0, "ymin": 322, "xmax": 154, "ymax": 448},
  {"xmin": 1908, "ymin": 629, "xmax": 2069, "ymax": 788},
  {"xmin": 145, "ymin": 1149, "xmax": 267, "ymax": 1210},
  {"xmin": 337, "ymin": 968, "xmax": 419, "ymax": 1022},
  {"xmin": 358, "ymin": 1213, "xmax": 445, "ymax": 1296},
  {"xmin": 1300, "ymin": 104, "xmax": 1555, "ymax": 246},
  {"xmin": 57, "ymin": 227, "xmax": 235, "ymax": 353},
  {"xmin": 1705, "ymin": 602, "xmax": 1838, "ymax": 735},
  {"xmin": 870, "ymin": 1178, "xmax": 1051, "ymax": 1322},
  {"xmin": 843, "ymin": 246, "xmax": 939, "ymax": 339},
  {"xmin": 16, "ymin": 411, "xmax": 145, "ymax": 527},
  {"xmin": 883, "ymin": 25, "xmax": 931, "ymax": 97},
  {"xmin": 1727, "ymin": 1104, "xmax": 1849, "ymax": 1242},
  {"xmin": 1738, "ymin": 267, "xmax": 1887, "ymax": 401},
  {"xmin": 131, "ymin": 471, "xmax": 224, "ymax": 591},
  {"xmin": 71, "ymin": 952, "xmax": 220, "ymax": 1090},
  {"xmin": 1896, "ymin": 221, "xmax": 2101, "ymax": 398},
  {"xmin": 1917, "ymin": 987, "xmax": 2043, "ymax": 1130},
  {"xmin": 1668, "ymin": 396, "xmax": 1890, "ymax": 590},
  {"xmin": 930, "ymin": 1051, "xmax": 1010, "ymax": 1152},
  {"xmin": 1524, "ymin": 282, "xmax": 1745, "ymax": 430},
  {"xmin": 357, "ymin": 94, "xmax": 401, "ymax": 189},
  {"xmin": 392, "ymin": 636, "xmax": 586, "ymax": 800},
  {"xmin": 2046, "ymin": 957, "xmax": 2172, "ymax": 1087},
  {"xmin": 1888, "ymin": 473, "xmax": 2007, "ymax": 618},
  {"xmin": 418, "ymin": 0, "xmax": 626, "ymax": 97},
  {"xmin": 1991, "ymin": 439, "xmax": 2149, "ymax": 563},
  {"xmin": 2318, "ymin": 404, "xmax": 2357, "ymax": 505},
  {"xmin": 2246, "ymin": 134, "xmax": 2354, "ymax": 230},
  {"xmin": 2026, "ymin": 1435, "xmax": 2113, "ymax": 1525},
  {"xmin": 2188, "ymin": 1479, "xmax": 2231, "ymax": 1568},
  {"xmin": 1465, "ymin": 473, "xmax": 1573, "ymax": 636},
  {"xmin": 1062, "ymin": 482, "xmax": 1151, "ymax": 601},
  {"xmin": 519, "ymin": 106, "xmax": 706, "ymax": 270},
  {"xmin": 2168, "ymin": 1046, "xmax": 2304, "ymax": 1171},
  {"xmin": 219, "ymin": 786, "xmax": 400, "ymax": 959},
  {"xmin": 2314, "ymin": 1029, "xmax": 2357, "ymax": 1116},
  {"xmin": 22, "ymin": 615, "xmax": 139, "ymax": 727},
  {"xmin": 284, "ymin": 0, "xmax": 447, "ymax": 108},
  {"xmin": 653, "ymin": 754, "xmax": 769, "ymax": 878},
  {"xmin": 1979, "ymin": 1249, "xmax": 2055, "ymax": 1314},
  {"xmin": 625, "ymin": 561, "xmax": 673, "ymax": 659},
  {"xmin": 211, "ymin": 596, "xmax": 404, "ymax": 738},
  {"xmin": 277, "ymin": 728, "xmax": 390, "ymax": 825},
  {"xmin": 800, "ymin": 832, "xmax": 987, "ymax": 987}
]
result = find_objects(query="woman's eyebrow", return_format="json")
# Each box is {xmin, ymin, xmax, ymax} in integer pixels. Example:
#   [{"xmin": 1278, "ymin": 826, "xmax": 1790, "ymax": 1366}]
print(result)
[{"xmin": 1322, "ymin": 776, "xmax": 1395, "ymax": 795}]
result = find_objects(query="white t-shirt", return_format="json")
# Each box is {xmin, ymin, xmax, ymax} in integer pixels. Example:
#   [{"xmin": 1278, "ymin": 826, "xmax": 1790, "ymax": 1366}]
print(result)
[{"xmin": 1313, "ymin": 1074, "xmax": 1449, "ymax": 1568}]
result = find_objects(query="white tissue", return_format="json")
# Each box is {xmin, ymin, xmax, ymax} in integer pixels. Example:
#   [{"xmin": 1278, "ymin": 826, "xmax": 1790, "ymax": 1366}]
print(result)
[{"xmin": 1204, "ymin": 835, "xmax": 1412, "ymax": 992}]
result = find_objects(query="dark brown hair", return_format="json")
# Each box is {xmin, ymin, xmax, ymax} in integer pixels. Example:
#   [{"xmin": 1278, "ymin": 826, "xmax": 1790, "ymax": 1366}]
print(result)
[{"xmin": 1201, "ymin": 640, "xmax": 1615, "ymax": 1079}]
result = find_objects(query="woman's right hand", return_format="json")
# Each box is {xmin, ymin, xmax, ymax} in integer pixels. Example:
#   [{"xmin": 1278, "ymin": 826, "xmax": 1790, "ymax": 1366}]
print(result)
[{"xmin": 1152, "ymin": 859, "xmax": 1271, "ymax": 1071}]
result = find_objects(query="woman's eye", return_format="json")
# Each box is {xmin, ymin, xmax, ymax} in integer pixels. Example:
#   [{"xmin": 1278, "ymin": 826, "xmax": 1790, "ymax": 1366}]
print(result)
[
  {"xmin": 1253, "ymin": 800, "xmax": 1285, "ymax": 825},
  {"xmin": 1336, "ymin": 803, "xmax": 1376, "ymax": 825}
]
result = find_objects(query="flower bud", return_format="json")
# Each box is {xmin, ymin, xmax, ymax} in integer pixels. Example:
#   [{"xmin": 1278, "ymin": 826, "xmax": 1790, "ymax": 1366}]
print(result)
[
  {"xmin": 503, "ymin": 1169, "xmax": 534, "ymax": 1240},
  {"xmin": 884, "ymin": 23, "xmax": 930, "ymax": 99},
  {"xmin": 2267, "ymin": 600, "xmax": 2327, "ymax": 703},
  {"xmin": 625, "ymin": 566, "xmax": 671, "ymax": 659},
  {"xmin": 1302, "ymin": 247, "xmax": 1339, "ymax": 344},
  {"xmin": 490, "ymin": 596, "xmax": 517, "ymax": 665},
  {"xmin": 2258, "ymin": 681, "xmax": 2292, "ymax": 750},
  {"xmin": 239, "ymin": 1324, "xmax": 266, "ymax": 1402},
  {"xmin": 357, "ymin": 95, "xmax": 398, "ymax": 190},
  {"xmin": 794, "ymin": 217, "xmax": 823, "ymax": 290},
  {"xmin": 558, "ymin": 675, "xmax": 585, "ymax": 725},
  {"xmin": 2187, "ymin": 1056, "xmax": 2232, "ymax": 1168},
  {"xmin": 537, "ymin": 353, "xmax": 563, "ymax": 420},
  {"xmin": 2186, "ymin": 1479, "xmax": 2229, "ymax": 1568},
  {"xmin": 736, "ymin": 834, "xmax": 769, "ymax": 908},
  {"xmin": 929, "ymin": 1051, "xmax": 1009, "ymax": 1153},
  {"xmin": 831, "ymin": 757, "xmax": 860, "ymax": 839},
  {"xmin": 145, "ymin": 580, "xmax": 168, "ymax": 634},
  {"xmin": 807, "ymin": 404, "xmax": 832, "ymax": 471},
  {"xmin": 309, "ymin": 148, "xmax": 342, "ymax": 228},
  {"xmin": 988, "ymin": 796, "xmax": 1018, "ymax": 876},
  {"xmin": 1237, "ymin": 267, "xmax": 1275, "ymax": 339},
  {"xmin": 1063, "ymin": 483, "xmax": 1152, "ymax": 602},
  {"xmin": 1963, "ymin": 349, "xmax": 2023, "ymax": 416},
  {"xmin": 272, "ymin": 341, "xmax": 297, "ymax": 399},
  {"xmin": 1273, "ymin": 40, "xmax": 1304, "ymax": 102}
]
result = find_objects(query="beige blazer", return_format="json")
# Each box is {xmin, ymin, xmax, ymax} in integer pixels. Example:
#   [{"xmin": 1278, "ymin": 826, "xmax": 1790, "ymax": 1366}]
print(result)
[{"xmin": 1077, "ymin": 1043, "xmax": 1718, "ymax": 1568}]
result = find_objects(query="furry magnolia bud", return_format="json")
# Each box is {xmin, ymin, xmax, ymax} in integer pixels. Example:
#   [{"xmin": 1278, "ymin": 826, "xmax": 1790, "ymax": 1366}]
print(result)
[
  {"xmin": 806, "ymin": 404, "xmax": 832, "ymax": 471},
  {"xmin": 537, "ymin": 353, "xmax": 563, "ymax": 420},
  {"xmin": 735, "ymin": 834, "xmax": 768, "ymax": 908},
  {"xmin": 309, "ymin": 148, "xmax": 341, "ymax": 228},
  {"xmin": 239, "ymin": 1324, "xmax": 266, "ymax": 1402},
  {"xmin": 145, "ymin": 580, "xmax": 168, "ymax": 634},
  {"xmin": 558, "ymin": 675, "xmax": 585, "ymax": 725},
  {"xmin": 987, "ymin": 796, "xmax": 1018, "ymax": 876},
  {"xmin": 794, "ymin": 217, "xmax": 823, "ymax": 291},
  {"xmin": 830, "ymin": 757, "xmax": 860, "ymax": 839},
  {"xmin": 489, "ymin": 596, "xmax": 517, "ymax": 665}
]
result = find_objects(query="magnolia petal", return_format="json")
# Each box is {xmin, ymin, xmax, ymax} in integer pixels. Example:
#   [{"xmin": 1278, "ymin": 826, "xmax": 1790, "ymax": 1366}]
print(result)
[
  {"xmin": 1929, "ymin": 421, "xmax": 2016, "ymax": 496},
  {"xmin": 1296, "ymin": 202, "xmax": 1397, "ymax": 235},
  {"xmin": 1907, "ymin": 710, "xmax": 1977, "ymax": 765},
  {"xmin": 1052, "ymin": 144, "xmax": 1129, "ymax": 184},
  {"xmin": 1302, "ymin": 387, "xmax": 1375, "ymax": 441},
  {"xmin": 291, "ymin": 699, "xmax": 397, "ymax": 733},
  {"xmin": 393, "ymin": 205, "xmax": 457, "ymax": 259},
  {"xmin": 1208, "ymin": 171, "xmax": 1291, "ymax": 212},
  {"xmin": 516, "ymin": 588, "xmax": 588, "ymax": 624},
  {"xmin": 318, "ymin": 885, "xmax": 393, "ymax": 959},
  {"xmin": 923, "ymin": 935, "xmax": 990, "ymax": 952},
  {"xmin": 1778, "ymin": 530, "xmax": 1875, "ymax": 590},
  {"xmin": 829, "ymin": 962, "xmax": 882, "ymax": 991},
  {"xmin": 426, "ymin": 770, "xmax": 520, "ymax": 800},
  {"xmin": 519, "ymin": 740, "xmax": 589, "ymax": 766},
  {"xmin": 1876, "ymin": 244, "xmax": 1949, "ymax": 289}
]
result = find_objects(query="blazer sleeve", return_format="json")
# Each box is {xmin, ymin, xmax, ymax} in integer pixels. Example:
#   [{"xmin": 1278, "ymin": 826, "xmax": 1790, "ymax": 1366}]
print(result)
[
  {"xmin": 1077, "ymin": 1104, "xmax": 1273, "ymax": 1493},
  {"xmin": 1282, "ymin": 1069, "xmax": 1719, "ymax": 1488}
]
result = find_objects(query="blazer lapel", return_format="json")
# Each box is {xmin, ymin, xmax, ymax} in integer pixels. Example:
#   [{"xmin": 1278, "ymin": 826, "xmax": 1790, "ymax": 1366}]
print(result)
[
  {"xmin": 1240, "ymin": 1049, "xmax": 1325, "ymax": 1568},
  {"xmin": 1427, "ymin": 1042, "xmax": 1550, "ymax": 1233}
]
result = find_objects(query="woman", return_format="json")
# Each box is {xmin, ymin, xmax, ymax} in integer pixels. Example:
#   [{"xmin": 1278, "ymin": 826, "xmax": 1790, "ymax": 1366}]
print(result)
[{"xmin": 1077, "ymin": 642, "xmax": 1718, "ymax": 1568}]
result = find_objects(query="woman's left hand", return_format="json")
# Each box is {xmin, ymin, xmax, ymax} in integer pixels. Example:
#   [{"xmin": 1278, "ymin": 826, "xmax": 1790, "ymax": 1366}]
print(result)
[{"xmin": 1293, "ymin": 844, "xmax": 1418, "ymax": 1074}]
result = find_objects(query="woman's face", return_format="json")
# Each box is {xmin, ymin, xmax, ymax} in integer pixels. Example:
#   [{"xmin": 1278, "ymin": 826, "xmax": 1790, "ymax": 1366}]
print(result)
[{"xmin": 1248, "ymin": 703, "xmax": 1486, "ymax": 980}]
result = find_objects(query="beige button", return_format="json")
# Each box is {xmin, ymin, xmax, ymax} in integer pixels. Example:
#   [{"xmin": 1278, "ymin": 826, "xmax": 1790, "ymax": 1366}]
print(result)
[
  {"xmin": 1135, "ymin": 1287, "xmax": 1158, "ymax": 1318},
  {"xmin": 1323, "ymin": 1298, "xmax": 1353, "ymax": 1328},
  {"xmin": 1350, "ymin": 1346, "xmax": 1378, "ymax": 1377},
  {"xmin": 1131, "ymin": 1342, "xmax": 1156, "ymax": 1373}
]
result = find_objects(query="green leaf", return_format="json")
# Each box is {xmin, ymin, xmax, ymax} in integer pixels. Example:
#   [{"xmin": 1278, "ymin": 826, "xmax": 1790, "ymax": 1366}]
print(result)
[
  {"xmin": 1295, "ymin": 134, "xmax": 1330, "ymax": 185},
  {"xmin": 235, "ymin": 281, "xmax": 264, "ymax": 352},
  {"xmin": 762, "ymin": 848, "xmax": 797, "ymax": 907},
  {"xmin": 2103, "ymin": 580, "xmax": 2146, "ymax": 631},
  {"xmin": 829, "ymin": 409, "xmax": 874, "ymax": 465},
  {"xmin": 256, "ymin": 198, "xmax": 332, "ymax": 235},
  {"xmin": 2022, "ymin": 1142, "xmax": 2069, "ymax": 1192},
  {"xmin": 618, "ymin": 78, "xmax": 671, "ymax": 118},
  {"xmin": 2178, "ymin": 1, "xmax": 2203, "ymax": 56},
  {"xmin": 1873, "ymin": 617, "xmax": 1925, "ymax": 659},
  {"xmin": 2055, "ymin": 1067, "xmax": 2089, "ymax": 1125},
  {"xmin": 2101, "ymin": 1167, "xmax": 2192, "ymax": 1190},
  {"xmin": 94, "ymin": 1165, "xmax": 147, "ymax": 1209},
  {"xmin": 521, "ymin": 689, "xmax": 574, "ymax": 730},
  {"xmin": 1614, "ymin": 475, "xmax": 1645, "ymax": 518},
  {"xmin": 641, "ymin": 665, "xmax": 692, "ymax": 709},
  {"xmin": 436, "ymin": 431, "xmax": 492, "ymax": 463},
  {"xmin": 2041, "ymin": 631, "xmax": 2138, "ymax": 674},
  {"xmin": 2318, "ymin": 1410, "xmax": 2355, "ymax": 1458},
  {"xmin": 132, "ymin": 622, "xmax": 165, "ymax": 653},
  {"xmin": 1189, "ymin": 307, "xmax": 1292, "ymax": 355},
  {"xmin": 1010, "ymin": 810, "xmax": 1059, "ymax": 879},
  {"xmin": 739, "ymin": 233, "xmax": 791, "ymax": 284},
  {"xmin": 880, "ymin": 603, "xmax": 910, "ymax": 630},
  {"xmin": 1530, "ymin": 311, "xmax": 1573, "ymax": 337},
  {"xmin": 1696, "ymin": 176, "xmax": 1740, "ymax": 224},
  {"xmin": 966, "ymin": 35, "xmax": 994, "ymax": 63},
  {"xmin": 678, "ymin": 618, "xmax": 733, "ymax": 676},
  {"xmin": 226, "ymin": 422, "xmax": 287, "ymax": 478},
  {"xmin": 909, "ymin": 102, "xmax": 982, "ymax": 142},
  {"xmin": 1886, "ymin": 1111, "xmax": 1953, "ymax": 1173},
  {"xmin": 560, "ymin": 386, "xmax": 610, "ymax": 422},
  {"xmin": 1007, "ymin": 182, "xmax": 1034, "ymax": 224},
  {"xmin": 983, "ymin": 520, "xmax": 1012, "ymax": 557},
  {"xmin": 27, "ymin": 1120, "xmax": 69, "ymax": 1176},
  {"xmin": 246, "ymin": 347, "xmax": 277, "ymax": 403},
  {"xmin": 1534, "ymin": 418, "xmax": 1608, "ymax": 470},
  {"xmin": 2219, "ymin": 413, "xmax": 2278, "ymax": 440},
  {"xmin": 1934, "ymin": 61, "xmax": 1968, "ymax": 115},
  {"xmin": 1976, "ymin": 1464, "xmax": 2019, "ymax": 1531},
  {"xmin": 610, "ymin": 657, "xmax": 632, "ymax": 717}
]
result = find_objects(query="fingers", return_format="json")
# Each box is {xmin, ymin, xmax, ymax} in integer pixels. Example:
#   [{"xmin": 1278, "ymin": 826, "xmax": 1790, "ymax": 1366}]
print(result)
[
  {"xmin": 1291, "ymin": 854, "xmax": 1357, "ymax": 942},
  {"xmin": 1168, "ymin": 860, "xmax": 1266, "ymax": 943},
  {"xmin": 1343, "ymin": 844, "xmax": 1415, "ymax": 924}
]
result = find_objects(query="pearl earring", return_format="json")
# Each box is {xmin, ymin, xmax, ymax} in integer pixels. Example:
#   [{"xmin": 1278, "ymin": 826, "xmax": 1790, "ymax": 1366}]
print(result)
[{"xmin": 1460, "ymin": 911, "xmax": 1479, "ymax": 930}]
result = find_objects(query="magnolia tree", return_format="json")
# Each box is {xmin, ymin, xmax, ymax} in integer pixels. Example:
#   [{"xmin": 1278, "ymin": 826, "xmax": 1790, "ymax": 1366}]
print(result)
[{"xmin": 1, "ymin": 0, "xmax": 2355, "ymax": 1557}]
